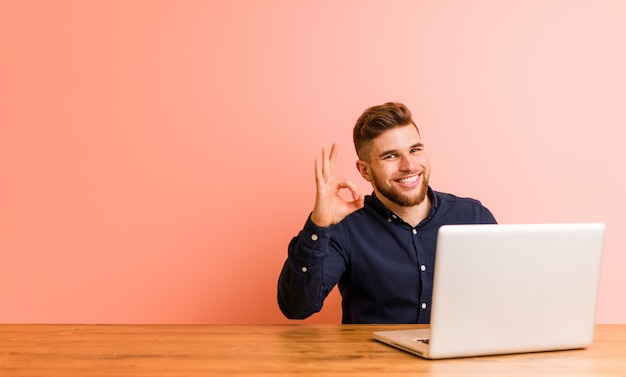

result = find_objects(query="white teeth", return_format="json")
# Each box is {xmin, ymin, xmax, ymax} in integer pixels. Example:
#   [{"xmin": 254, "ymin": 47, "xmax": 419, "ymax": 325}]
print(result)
[{"xmin": 398, "ymin": 176, "xmax": 418, "ymax": 184}]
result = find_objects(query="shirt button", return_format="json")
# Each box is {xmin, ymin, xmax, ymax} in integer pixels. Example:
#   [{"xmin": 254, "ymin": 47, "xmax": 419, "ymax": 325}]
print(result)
[
  {"xmin": 301, "ymin": 267, "xmax": 308, "ymax": 273},
  {"xmin": 311, "ymin": 234, "xmax": 318, "ymax": 241},
  {"xmin": 420, "ymin": 265, "xmax": 426, "ymax": 271},
  {"xmin": 387, "ymin": 218, "xmax": 392, "ymax": 222},
  {"xmin": 412, "ymin": 229, "xmax": 417, "ymax": 235},
  {"xmin": 421, "ymin": 303, "xmax": 427, "ymax": 310}
]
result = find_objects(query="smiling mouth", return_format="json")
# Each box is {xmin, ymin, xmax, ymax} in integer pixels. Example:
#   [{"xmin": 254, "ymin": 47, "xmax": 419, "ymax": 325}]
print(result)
[{"xmin": 397, "ymin": 174, "xmax": 421, "ymax": 186}]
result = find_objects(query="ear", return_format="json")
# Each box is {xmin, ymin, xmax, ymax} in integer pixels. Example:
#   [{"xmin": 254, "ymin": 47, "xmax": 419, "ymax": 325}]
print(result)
[{"xmin": 356, "ymin": 160, "xmax": 373, "ymax": 182}]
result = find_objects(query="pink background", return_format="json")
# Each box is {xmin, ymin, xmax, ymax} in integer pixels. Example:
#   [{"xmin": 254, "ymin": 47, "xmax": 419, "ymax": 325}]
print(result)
[{"xmin": 1, "ymin": 1, "xmax": 624, "ymax": 324}]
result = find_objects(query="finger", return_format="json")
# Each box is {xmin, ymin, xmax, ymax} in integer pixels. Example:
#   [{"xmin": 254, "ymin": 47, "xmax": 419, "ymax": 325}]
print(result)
[
  {"xmin": 314, "ymin": 158, "xmax": 322, "ymax": 188},
  {"xmin": 328, "ymin": 143, "xmax": 338, "ymax": 176},
  {"xmin": 347, "ymin": 196, "xmax": 365, "ymax": 212},
  {"xmin": 338, "ymin": 179, "xmax": 361, "ymax": 201},
  {"xmin": 320, "ymin": 146, "xmax": 330, "ymax": 180},
  {"xmin": 336, "ymin": 179, "xmax": 365, "ymax": 214},
  {"xmin": 321, "ymin": 143, "xmax": 338, "ymax": 180}
]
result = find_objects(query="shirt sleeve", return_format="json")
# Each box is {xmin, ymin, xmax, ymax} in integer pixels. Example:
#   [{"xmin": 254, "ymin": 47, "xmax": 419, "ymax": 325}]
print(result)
[{"xmin": 277, "ymin": 215, "xmax": 345, "ymax": 320}]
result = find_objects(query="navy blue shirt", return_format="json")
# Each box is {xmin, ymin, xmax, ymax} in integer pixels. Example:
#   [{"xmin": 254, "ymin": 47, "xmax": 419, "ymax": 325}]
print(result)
[{"xmin": 277, "ymin": 187, "xmax": 497, "ymax": 324}]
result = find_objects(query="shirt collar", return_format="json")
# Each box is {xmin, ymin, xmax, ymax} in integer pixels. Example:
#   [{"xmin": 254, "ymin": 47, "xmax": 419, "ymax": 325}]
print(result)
[{"xmin": 369, "ymin": 187, "xmax": 438, "ymax": 223}]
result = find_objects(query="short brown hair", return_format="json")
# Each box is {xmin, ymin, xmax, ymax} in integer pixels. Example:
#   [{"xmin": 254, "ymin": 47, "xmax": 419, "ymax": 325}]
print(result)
[{"xmin": 353, "ymin": 102, "xmax": 418, "ymax": 160}]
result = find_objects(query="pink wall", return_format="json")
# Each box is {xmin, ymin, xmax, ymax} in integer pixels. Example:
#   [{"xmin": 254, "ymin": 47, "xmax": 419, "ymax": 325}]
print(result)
[{"xmin": 1, "ymin": 1, "xmax": 624, "ymax": 324}]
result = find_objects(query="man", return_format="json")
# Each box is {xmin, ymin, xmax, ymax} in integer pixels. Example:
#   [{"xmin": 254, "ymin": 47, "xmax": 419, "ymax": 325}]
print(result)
[{"xmin": 277, "ymin": 102, "xmax": 496, "ymax": 324}]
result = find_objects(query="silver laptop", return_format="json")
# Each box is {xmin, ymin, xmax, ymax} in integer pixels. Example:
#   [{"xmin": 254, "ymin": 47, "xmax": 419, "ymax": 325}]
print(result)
[{"xmin": 374, "ymin": 223, "xmax": 605, "ymax": 359}]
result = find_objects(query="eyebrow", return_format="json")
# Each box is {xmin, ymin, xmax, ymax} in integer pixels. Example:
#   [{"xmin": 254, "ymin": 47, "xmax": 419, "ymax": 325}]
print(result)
[{"xmin": 378, "ymin": 143, "xmax": 424, "ymax": 159}]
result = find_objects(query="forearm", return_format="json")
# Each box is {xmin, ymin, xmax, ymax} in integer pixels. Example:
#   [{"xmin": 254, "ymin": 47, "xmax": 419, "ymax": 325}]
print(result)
[{"xmin": 277, "ymin": 217, "xmax": 338, "ymax": 319}]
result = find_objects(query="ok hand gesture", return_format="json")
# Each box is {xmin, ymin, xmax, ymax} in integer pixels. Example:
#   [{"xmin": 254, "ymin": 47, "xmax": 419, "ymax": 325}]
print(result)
[{"xmin": 310, "ymin": 144, "xmax": 365, "ymax": 227}]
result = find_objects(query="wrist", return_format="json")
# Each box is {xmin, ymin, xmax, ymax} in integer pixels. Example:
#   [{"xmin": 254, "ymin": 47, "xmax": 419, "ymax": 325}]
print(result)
[{"xmin": 310, "ymin": 213, "xmax": 332, "ymax": 228}]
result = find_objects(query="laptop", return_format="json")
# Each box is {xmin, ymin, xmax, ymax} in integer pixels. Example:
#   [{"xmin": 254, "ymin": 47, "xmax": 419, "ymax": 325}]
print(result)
[{"xmin": 373, "ymin": 223, "xmax": 605, "ymax": 359}]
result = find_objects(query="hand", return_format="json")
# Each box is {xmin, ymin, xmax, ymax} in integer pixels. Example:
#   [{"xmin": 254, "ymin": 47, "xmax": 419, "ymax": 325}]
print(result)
[{"xmin": 310, "ymin": 143, "xmax": 365, "ymax": 227}]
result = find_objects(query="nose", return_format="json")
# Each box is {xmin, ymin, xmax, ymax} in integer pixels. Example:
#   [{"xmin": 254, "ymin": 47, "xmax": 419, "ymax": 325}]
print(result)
[{"xmin": 399, "ymin": 154, "xmax": 416, "ymax": 172}]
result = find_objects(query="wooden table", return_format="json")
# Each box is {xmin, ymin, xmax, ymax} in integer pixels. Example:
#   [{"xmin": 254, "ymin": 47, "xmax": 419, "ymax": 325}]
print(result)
[{"xmin": 1, "ymin": 324, "xmax": 625, "ymax": 376}]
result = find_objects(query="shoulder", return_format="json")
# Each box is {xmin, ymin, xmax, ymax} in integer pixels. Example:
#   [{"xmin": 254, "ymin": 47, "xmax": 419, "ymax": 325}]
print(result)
[
  {"xmin": 433, "ymin": 190, "xmax": 484, "ymax": 206},
  {"xmin": 431, "ymin": 189, "xmax": 497, "ymax": 223}
]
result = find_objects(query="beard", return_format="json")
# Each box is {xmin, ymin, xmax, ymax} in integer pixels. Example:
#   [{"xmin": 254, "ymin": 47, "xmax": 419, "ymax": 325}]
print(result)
[{"xmin": 371, "ymin": 171, "xmax": 429, "ymax": 207}]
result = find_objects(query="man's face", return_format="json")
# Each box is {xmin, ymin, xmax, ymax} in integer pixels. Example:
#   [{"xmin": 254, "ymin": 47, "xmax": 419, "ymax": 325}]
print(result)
[{"xmin": 357, "ymin": 124, "xmax": 431, "ymax": 208}]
